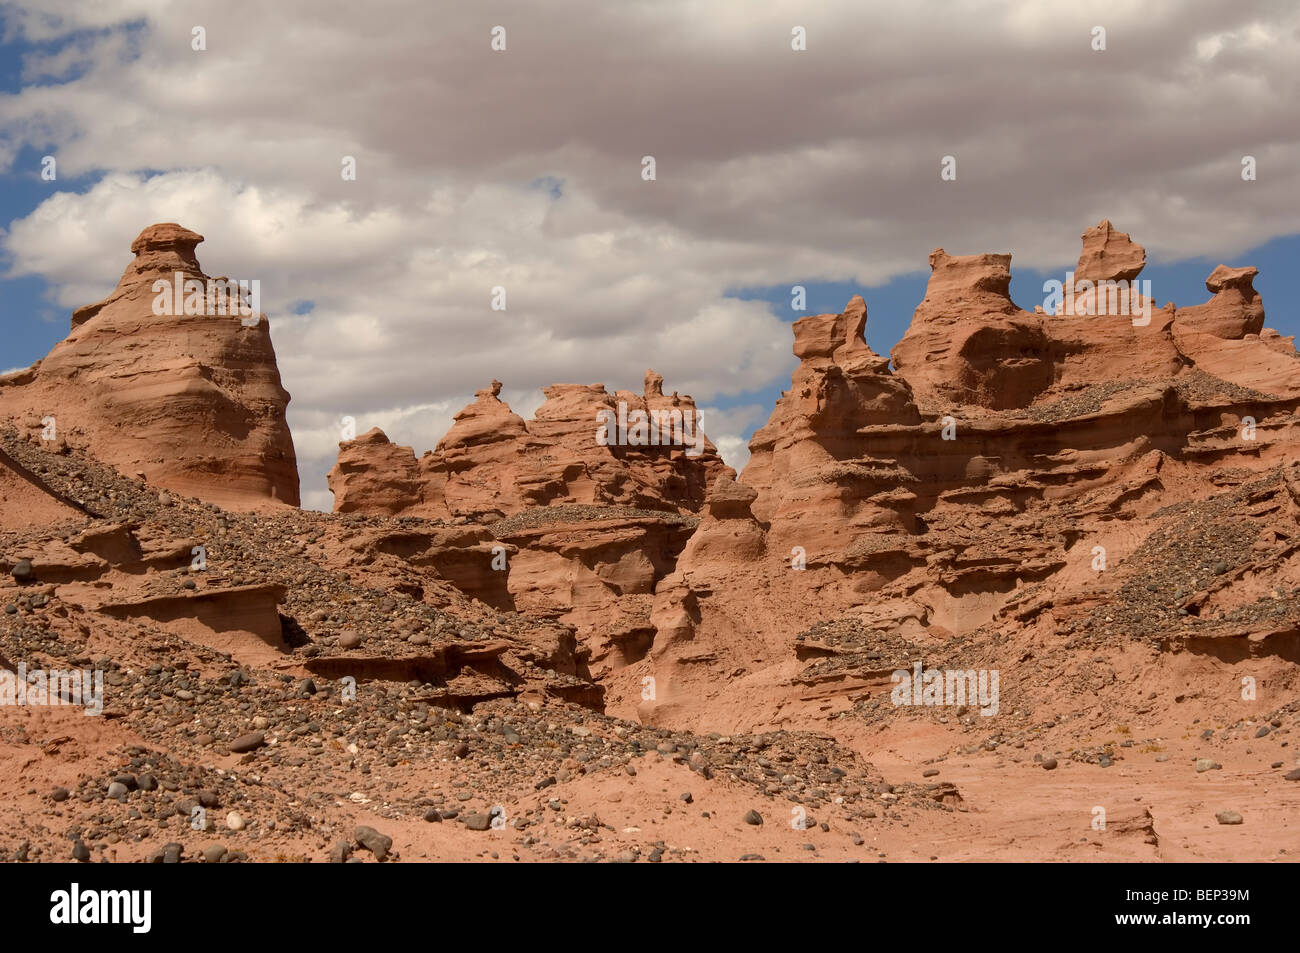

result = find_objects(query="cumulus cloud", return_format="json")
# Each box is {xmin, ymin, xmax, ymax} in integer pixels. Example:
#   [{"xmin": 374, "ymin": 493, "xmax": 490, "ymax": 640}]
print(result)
[
  {"xmin": 695, "ymin": 403, "xmax": 770, "ymax": 473},
  {"xmin": 2, "ymin": 0, "xmax": 1298, "ymax": 505}
]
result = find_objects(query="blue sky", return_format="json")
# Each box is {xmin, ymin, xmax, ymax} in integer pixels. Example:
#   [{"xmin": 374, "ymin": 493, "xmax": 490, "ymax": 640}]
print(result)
[
  {"xmin": 1, "ymin": 154, "xmax": 101, "ymax": 369},
  {"xmin": 0, "ymin": 26, "xmax": 86, "ymax": 370}
]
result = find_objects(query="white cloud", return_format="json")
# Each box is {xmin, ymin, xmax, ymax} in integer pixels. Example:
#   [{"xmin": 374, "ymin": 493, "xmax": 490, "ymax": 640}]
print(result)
[
  {"xmin": 2, "ymin": 0, "xmax": 1298, "ymax": 507},
  {"xmin": 696, "ymin": 402, "xmax": 770, "ymax": 473}
]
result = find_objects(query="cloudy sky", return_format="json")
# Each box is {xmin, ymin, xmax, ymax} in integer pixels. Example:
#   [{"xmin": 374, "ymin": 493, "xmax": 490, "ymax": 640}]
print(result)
[{"xmin": 2, "ymin": 0, "xmax": 1298, "ymax": 509}]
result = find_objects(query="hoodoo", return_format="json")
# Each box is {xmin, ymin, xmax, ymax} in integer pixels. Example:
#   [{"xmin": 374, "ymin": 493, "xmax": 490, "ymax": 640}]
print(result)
[{"xmin": 0, "ymin": 223, "xmax": 299, "ymax": 509}]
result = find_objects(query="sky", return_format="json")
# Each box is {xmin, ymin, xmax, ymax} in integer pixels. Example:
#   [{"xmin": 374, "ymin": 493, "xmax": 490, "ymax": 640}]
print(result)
[{"xmin": 1, "ymin": 0, "xmax": 1297, "ymax": 510}]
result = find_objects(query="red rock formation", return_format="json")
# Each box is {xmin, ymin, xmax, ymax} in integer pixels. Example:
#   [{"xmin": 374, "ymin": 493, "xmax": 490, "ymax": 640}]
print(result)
[
  {"xmin": 744, "ymin": 295, "xmax": 920, "ymax": 544},
  {"xmin": 319, "ymin": 220, "xmax": 1300, "ymax": 751},
  {"xmin": 5, "ymin": 219, "xmax": 1300, "ymax": 865},
  {"xmin": 337, "ymin": 522, "xmax": 516, "ymax": 610},
  {"xmin": 1171, "ymin": 264, "xmax": 1299, "ymax": 397},
  {"xmin": 1073, "ymin": 218, "xmax": 1146, "ymax": 283},
  {"xmin": 0, "ymin": 224, "xmax": 299, "ymax": 508},
  {"xmin": 890, "ymin": 249, "xmax": 1051, "ymax": 411},
  {"xmin": 327, "ymin": 372, "xmax": 731, "ymax": 682},
  {"xmin": 892, "ymin": 222, "xmax": 1190, "ymax": 415},
  {"xmin": 683, "ymin": 469, "xmax": 766, "ymax": 563},
  {"xmin": 329, "ymin": 427, "xmax": 425, "ymax": 516},
  {"xmin": 495, "ymin": 511, "xmax": 698, "ymax": 677},
  {"xmin": 611, "ymin": 222, "xmax": 1300, "ymax": 732},
  {"xmin": 329, "ymin": 370, "xmax": 728, "ymax": 520}
]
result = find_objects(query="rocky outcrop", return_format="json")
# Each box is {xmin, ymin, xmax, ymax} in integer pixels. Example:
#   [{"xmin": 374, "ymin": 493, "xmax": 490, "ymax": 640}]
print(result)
[
  {"xmin": 614, "ymin": 221, "xmax": 1300, "ymax": 731},
  {"xmin": 492, "ymin": 509, "xmax": 699, "ymax": 677},
  {"xmin": 97, "ymin": 583, "xmax": 291, "ymax": 663},
  {"xmin": 1073, "ymin": 218, "xmax": 1146, "ymax": 284},
  {"xmin": 0, "ymin": 224, "xmax": 299, "ymax": 508},
  {"xmin": 890, "ymin": 224, "xmax": 1185, "ymax": 414},
  {"xmin": 1181, "ymin": 264, "xmax": 1265, "ymax": 338},
  {"xmin": 679, "ymin": 470, "xmax": 765, "ymax": 564},
  {"xmin": 337, "ymin": 523, "xmax": 515, "ymax": 610},
  {"xmin": 1172, "ymin": 265, "xmax": 1299, "ymax": 397},
  {"xmin": 318, "ymin": 219, "xmax": 1300, "ymax": 747},
  {"xmin": 329, "ymin": 370, "xmax": 728, "ymax": 520},
  {"xmin": 889, "ymin": 249, "xmax": 1044, "ymax": 411},
  {"xmin": 327, "ymin": 372, "xmax": 729, "ymax": 678},
  {"xmin": 329, "ymin": 427, "xmax": 425, "ymax": 516},
  {"xmin": 742, "ymin": 295, "xmax": 921, "ymax": 559}
]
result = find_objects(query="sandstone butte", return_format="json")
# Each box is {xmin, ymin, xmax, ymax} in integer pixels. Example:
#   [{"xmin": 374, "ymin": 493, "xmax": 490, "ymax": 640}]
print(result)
[{"xmin": 2, "ymin": 219, "xmax": 1299, "ymax": 863}]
